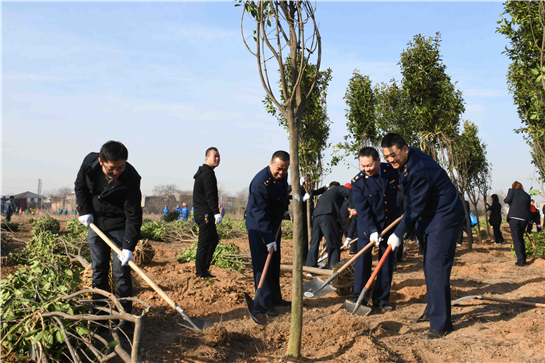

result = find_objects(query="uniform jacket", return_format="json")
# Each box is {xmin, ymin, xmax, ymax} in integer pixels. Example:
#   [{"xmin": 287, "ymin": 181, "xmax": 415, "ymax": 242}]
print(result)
[
  {"xmin": 312, "ymin": 186, "xmax": 354, "ymax": 223},
  {"xmin": 504, "ymin": 188, "xmax": 531, "ymax": 222},
  {"xmin": 74, "ymin": 152, "xmax": 142, "ymax": 251},
  {"xmin": 246, "ymin": 166, "xmax": 289, "ymax": 243},
  {"xmin": 182, "ymin": 206, "xmax": 189, "ymax": 219},
  {"xmin": 193, "ymin": 164, "xmax": 220, "ymax": 217},
  {"xmin": 340, "ymin": 199, "xmax": 357, "ymax": 239},
  {"xmin": 5, "ymin": 200, "xmax": 15, "ymax": 215},
  {"xmin": 394, "ymin": 147, "xmax": 465, "ymax": 239},
  {"xmin": 351, "ymin": 162, "xmax": 399, "ymax": 237}
]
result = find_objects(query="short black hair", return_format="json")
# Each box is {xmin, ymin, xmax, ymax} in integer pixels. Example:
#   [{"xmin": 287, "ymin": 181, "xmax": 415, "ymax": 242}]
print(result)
[
  {"xmin": 9, "ymin": 196, "xmax": 14, "ymax": 199},
  {"xmin": 381, "ymin": 133, "xmax": 408, "ymax": 150},
  {"xmin": 99, "ymin": 141, "xmax": 128, "ymax": 162},
  {"xmin": 271, "ymin": 150, "xmax": 290, "ymax": 162},
  {"xmin": 329, "ymin": 181, "xmax": 340, "ymax": 187},
  {"xmin": 358, "ymin": 147, "xmax": 379, "ymax": 161},
  {"xmin": 206, "ymin": 147, "xmax": 219, "ymax": 157}
]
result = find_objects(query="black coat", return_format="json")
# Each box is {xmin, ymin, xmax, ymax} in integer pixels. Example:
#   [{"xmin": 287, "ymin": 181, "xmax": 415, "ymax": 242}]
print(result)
[
  {"xmin": 312, "ymin": 186, "xmax": 354, "ymax": 224},
  {"xmin": 246, "ymin": 166, "xmax": 290, "ymax": 243},
  {"xmin": 340, "ymin": 199, "xmax": 357, "ymax": 239},
  {"xmin": 486, "ymin": 201, "xmax": 502, "ymax": 225},
  {"xmin": 74, "ymin": 152, "xmax": 142, "ymax": 251},
  {"xmin": 504, "ymin": 188, "xmax": 531, "ymax": 222},
  {"xmin": 193, "ymin": 164, "xmax": 220, "ymax": 217}
]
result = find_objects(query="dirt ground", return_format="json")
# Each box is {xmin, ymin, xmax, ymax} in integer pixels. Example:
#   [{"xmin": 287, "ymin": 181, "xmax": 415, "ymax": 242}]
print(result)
[{"xmin": 3, "ymin": 216, "xmax": 545, "ymax": 362}]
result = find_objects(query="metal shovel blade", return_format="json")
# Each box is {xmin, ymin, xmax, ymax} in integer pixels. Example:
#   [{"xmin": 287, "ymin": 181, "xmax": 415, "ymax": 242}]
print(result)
[
  {"xmin": 244, "ymin": 292, "xmax": 267, "ymax": 325},
  {"xmin": 341, "ymin": 300, "xmax": 372, "ymax": 317},
  {"xmin": 177, "ymin": 318, "xmax": 214, "ymax": 332},
  {"xmin": 303, "ymin": 277, "xmax": 336, "ymax": 298},
  {"xmin": 451, "ymin": 295, "xmax": 481, "ymax": 306}
]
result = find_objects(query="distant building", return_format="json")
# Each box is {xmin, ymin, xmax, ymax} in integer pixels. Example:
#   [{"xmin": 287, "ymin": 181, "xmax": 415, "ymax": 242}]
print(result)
[{"xmin": 11, "ymin": 191, "xmax": 44, "ymax": 210}]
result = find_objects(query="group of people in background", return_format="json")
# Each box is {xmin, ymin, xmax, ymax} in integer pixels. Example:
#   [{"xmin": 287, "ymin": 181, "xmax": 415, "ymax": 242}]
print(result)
[{"xmin": 52, "ymin": 135, "xmax": 542, "ymax": 342}]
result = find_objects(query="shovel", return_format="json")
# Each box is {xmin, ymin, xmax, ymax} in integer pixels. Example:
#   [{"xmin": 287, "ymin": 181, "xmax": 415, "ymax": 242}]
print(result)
[
  {"xmin": 304, "ymin": 215, "xmax": 403, "ymax": 299},
  {"xmin": 244, "ymin": 225, "xmax": 282, "ymax": 325},
  {"xmin": 346, "ymin": 244, "xmax": 393, "ymax": 316},
  {"xmin": 89, "ymin": 223, "xmax": 213, "ymax": 332},
  {"xmin": 452, "ymin": 295, "xmax": 545, "ymax": 308},
  {"xmin": 525, "ymin": 231, "xmax": 545, "ymax": 259}
]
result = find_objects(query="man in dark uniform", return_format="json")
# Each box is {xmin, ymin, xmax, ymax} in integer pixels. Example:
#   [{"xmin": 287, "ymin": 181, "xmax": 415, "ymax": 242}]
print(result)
[
  {"xmin": 351, "ymin": 147, "xmax": 399, "ymax": 312},
  {"xmin": 340, "ymin": 184, "xmax": 358, "ymax": 256},
  {"xmin": 293, "ymin": 177, "xmax": 327, "ymax": 263},
  {"xmin": 305, "ymin": 182, "xmax": 354, "ymax": 269},
  {"xmin": 246, "ymin": 151, "xmax": 291, "ymax": 317},
  {"xmin": 75, "ymin": 140, "xmax": 143, "ymax": 314},
  {"xmin": 193, "ymin": 147, "xmax": 223, "ymax": 278},
  {"xmin": 381, "ymin": 133, "xmax": 465, "ymax": 339}
]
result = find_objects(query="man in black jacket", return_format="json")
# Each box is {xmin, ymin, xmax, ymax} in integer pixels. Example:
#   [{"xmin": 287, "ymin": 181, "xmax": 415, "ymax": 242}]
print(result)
[
  {"xmin": 75, "ymin": 141, "xmax": 142, "ymax": 313},
  {"xmin": 305, "ymin": 182, "xmax": 354, "ymax": 269},
  {"xmin": 193, "ymin": 147, "xmax": 222, "ymax": 278}
]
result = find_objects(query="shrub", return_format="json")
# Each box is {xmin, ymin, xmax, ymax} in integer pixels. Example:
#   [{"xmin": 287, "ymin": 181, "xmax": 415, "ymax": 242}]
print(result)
[
  {"xmin": 163, "ymin": 211, "xmax": 180, "ymax": 223},
  {"xmin": 141, "ymin": 220, "xmax": 169, "ymax": 241},
  {"xmin": 177, "ymin": 240, "xmax": 247, "ymax": 271},
  {"xmin": 31, "ymin": 216, "xmax": 60, "ymax": 235},
  {"xmin": 1, "ymin": 221, "xmax": 19, "ymax": 232},
  {"xmin": 65, "ymin": 217, "xmax": 88, "ymax": 240}
]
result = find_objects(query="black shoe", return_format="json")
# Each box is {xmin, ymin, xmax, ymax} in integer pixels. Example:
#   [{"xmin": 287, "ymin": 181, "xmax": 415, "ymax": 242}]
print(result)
[
  {"xmin": 381, "ymin": 305, "xmax": 393, "ymax": 313},
  {"xmin": 274, "ymin": 300, "xmax": 291, "ymax": 307},
  {"xmin": 196, "ymin": 272, "xmax": 216, "ymax": 278},
  {"xmin": 515, "ymin": 262, "xmax": 526, "ymax": 267},
  {"xmin": 423, "ymin": 329, "xmax": 450, "ymax": 339},
  {"xmin": 265, "ymin": 307, "xmax": 280, "ymax": 317},
  {"xmin": 411, "ymin": 314, "xmax": 430, "ymax": 323}
]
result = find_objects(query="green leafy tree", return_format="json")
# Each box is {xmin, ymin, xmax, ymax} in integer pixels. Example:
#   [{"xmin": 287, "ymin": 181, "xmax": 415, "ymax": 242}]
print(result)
[
  {"xmin": 374, "ymin": 80, "xmax": 419, "ymax": 146},
  {"xmin": 497, "ymin": 1, "xmax": 545, "ymax": 178},
  {"xmin": 332, "ymin": 70, "xmax": 376, "ymax": 166},
  {"xmin": 265, "ymin": 60, "xmax": 332, "ymax": 243},
  {"xmin": 460, "ymin": 123, "xmax": 488, "ymax": 245},
  {"xmin": 239, "ymin": 1, "xmax": 321, "ymax": 358}
]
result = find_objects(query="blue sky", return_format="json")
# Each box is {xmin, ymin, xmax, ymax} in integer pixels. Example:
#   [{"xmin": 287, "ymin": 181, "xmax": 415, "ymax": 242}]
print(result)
[{"xmin": 3, "ymin": 1, "xmax": 543, "ymax": 201}]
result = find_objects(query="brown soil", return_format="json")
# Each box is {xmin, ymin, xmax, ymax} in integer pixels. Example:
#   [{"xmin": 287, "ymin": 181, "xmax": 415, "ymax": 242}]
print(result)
[{"xmin": 3, "ymin": 217, "xmax": 544, "ymax": 362}]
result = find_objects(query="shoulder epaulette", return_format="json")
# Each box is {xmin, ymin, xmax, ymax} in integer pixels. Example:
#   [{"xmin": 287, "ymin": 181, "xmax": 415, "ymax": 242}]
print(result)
[{"xmin": 351, "ymin": 171, "xmax": 364, "ymax": 183}]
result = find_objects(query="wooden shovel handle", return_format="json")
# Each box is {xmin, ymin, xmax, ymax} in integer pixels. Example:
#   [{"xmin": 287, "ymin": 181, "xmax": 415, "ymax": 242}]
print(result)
[
  {"xmin": 90, "ymin": 223, "xmax": 177, "ymax": 310},
  {"xmin": 257, "ymin": 224, "xmax": 282, "ymax": 289},
  {"xmin": 365, "ymin": 245, "xmax": 392, "ymax": 290},
  {"xmin": 481, "ymin": 296, "xmax": 545, "ymax": 308},
  {"xmin": 337, "ymin": 214, "xmax": 403, "ymax": 276}
]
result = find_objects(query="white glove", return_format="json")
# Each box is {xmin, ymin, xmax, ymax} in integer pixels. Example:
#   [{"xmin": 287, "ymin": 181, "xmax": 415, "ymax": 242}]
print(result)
[
  {"xmin": 214, "ymin": 214, "xmax": 223, "ymax": 224},
  {"xmin": 283, "ymin": 211, "xmax": 290, "ymax": 220},
  {"xmin": 387, "ymin": 233, "xmax": 402, "ymax": 251},
  {"xmin": 343, "ymin": 238, "xmax": 351, "ymax": 248},
  {"xmin": 118, "ymin": 249, "xmax": 134, "ymax": 266},
  {"xmin": 300, "ymin": 176, "xmax": 306, "ymax": 185},
  {"xmin": 370, "ymin": 232, "xmax": 380, "ymax": 246},
  {"xmin": 303, "ymin": 193, "xmax": 310, "ymax": 202},
  {"xmin": 266, "ymin": 242, "xmax": 277, "ymax": 252},
  {"xmin": 79, "ymin": 214, "xmax": 94, "ymax": 227}
]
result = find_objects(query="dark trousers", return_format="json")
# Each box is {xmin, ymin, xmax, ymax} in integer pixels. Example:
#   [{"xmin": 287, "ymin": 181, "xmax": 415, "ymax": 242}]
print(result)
[
  {"xmin": 5, "ymin": 212, "xmax": 12, "ymax": 222},
  {"xmin": 302, "ymin": 207, "xmax": 310, "ymax": 264},
  {"xmin": 195, "ymin": 215, "xmax": 219, "ymax": 276},
  {"xmin": 457, "ymin": 221, "xmax": 468, "ymax": 244},
  {"xmin": 421, "ymin": 222, "xmax": 461, "ymax": 331},
  {"xmin": 248, "ymin": 228, "xmax": 282, "ymax": 310},
  {"xmin": 349, "ymin": 238, "xmax": 358, "ymax": 255},
  {"xmin": 491, "ymin": 222, "xmax": 504, "ymax": 243},
  {"xmin": 509, "ymin": 219, "xmax": 527, "ymax": 266},
  {"xmin": 352, "ymin": 229, "xmax": 394, "ymax": 306},
  {"xmin": 305, "ymin": 214, "xmax": 341, "ymax": 269},
  {"xmin": 88, "ymin": 228, "xmax": 132, "ymax": 313}
]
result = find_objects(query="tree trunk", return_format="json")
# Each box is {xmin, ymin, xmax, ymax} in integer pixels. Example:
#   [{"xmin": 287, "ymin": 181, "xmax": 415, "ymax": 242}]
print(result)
[
  {"xmin": 472, "ymin": 203, "xmax": 482, "ymax": 244},
  {"xmin": 306, "ymin": 194, "xmax": 312, "ymax": 245},
  {"xmin": 483, "ymin": 194, "xmax": 491, "ymax": 238},
  {"xmin": 287, "ymin": 111, "xmax": 304, "ymax": 360}
]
